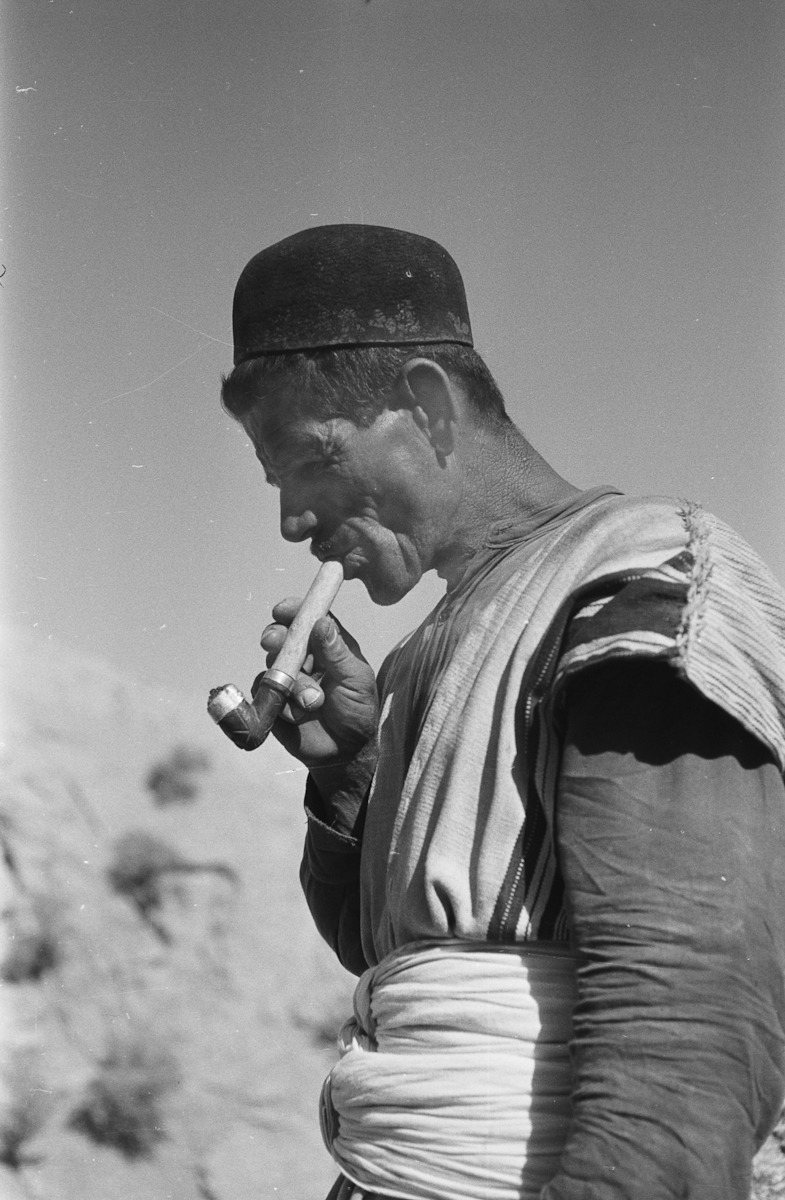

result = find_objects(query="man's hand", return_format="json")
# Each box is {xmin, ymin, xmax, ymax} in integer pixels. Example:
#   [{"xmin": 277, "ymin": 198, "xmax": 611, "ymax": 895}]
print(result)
[{"xmin": 259, "ymin": 598, "xmax": 379, "ymax": 770}]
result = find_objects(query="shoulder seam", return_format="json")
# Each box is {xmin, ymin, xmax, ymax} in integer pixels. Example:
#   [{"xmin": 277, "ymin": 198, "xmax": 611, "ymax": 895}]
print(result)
[{"xmin": 674, "ymin": 500, "xmax": 713, "ymax": 672}]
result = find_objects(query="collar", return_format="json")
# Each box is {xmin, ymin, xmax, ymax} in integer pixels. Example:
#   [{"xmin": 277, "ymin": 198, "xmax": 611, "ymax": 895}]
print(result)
[
  {"xmin": 484, "ymin": 485, "xmax": 623, "ymax": 548},
  {"xmin": 444, "ymin": 485, "xmax": 623, "ymax": 598}
]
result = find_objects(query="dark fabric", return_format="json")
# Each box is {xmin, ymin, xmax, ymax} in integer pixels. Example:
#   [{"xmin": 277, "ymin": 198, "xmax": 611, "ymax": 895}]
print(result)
[
  {"xmin": 544, "ymin": 659, "xmax": 785, "ymax": 1199},
  {"xmin": 559, "ymin": 570, "xmax": 690, "ymax": 659},
  {"xmin": 324, "ymin": 1174, "xmax": 353, "ymax": 1200},
  {"xmin": 300, "ymin": 776, "xmax": 367, "ymax": 977},
  {"xmin": 324, "ymin": 1178, "xmax": 385, "ymax": 1200},
  {"xmin": 232, "ymin": 224, "xmax": 473, "ymax": 362}
]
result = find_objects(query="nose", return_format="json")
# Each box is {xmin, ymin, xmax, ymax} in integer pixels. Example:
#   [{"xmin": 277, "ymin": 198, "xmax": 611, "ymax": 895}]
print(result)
[{"xmin": 280, "ymin": 495, "xmax": 319, "ymax": 543}]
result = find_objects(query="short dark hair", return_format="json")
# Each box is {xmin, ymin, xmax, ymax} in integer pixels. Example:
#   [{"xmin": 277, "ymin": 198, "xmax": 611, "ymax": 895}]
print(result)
[{"xmin": 220, "ymin": 343, "xmax": 510, "ymax": 429}]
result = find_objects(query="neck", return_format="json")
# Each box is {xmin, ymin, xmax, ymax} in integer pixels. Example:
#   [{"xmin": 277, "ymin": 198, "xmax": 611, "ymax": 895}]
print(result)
[{"xmin": 433, "ymin": 423, "xmax": 581, "ymax": 586}]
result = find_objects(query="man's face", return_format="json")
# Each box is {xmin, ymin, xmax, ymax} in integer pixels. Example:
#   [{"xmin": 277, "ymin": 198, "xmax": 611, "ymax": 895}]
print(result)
[{"xmin": 242, "ymin": 396, "xmax": 443, "ymax": 605}]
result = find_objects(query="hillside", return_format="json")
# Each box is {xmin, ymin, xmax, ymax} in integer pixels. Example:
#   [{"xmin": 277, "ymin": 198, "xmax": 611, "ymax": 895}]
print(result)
[
  {"xmin": 0, "ymin": 628, "xmax": 353, "ymax": 1199},
  {"xmin": 1, "ymin": 628, "xmax": 783, "ymax": 1199}
]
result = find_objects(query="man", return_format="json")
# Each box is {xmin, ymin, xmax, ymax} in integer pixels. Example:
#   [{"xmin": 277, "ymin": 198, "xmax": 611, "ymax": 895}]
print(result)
[{"xmin": 219, "ymin": 224, "xmax": 785, "ymax": 1198}]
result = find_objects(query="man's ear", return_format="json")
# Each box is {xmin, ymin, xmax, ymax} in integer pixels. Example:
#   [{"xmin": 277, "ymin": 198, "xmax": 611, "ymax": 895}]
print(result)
[{"xmin": 393, "ymin": 358, "xmax": 459, "ymax": 460}]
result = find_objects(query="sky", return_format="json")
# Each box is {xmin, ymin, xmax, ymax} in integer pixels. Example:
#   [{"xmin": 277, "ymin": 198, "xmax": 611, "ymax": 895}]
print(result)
[{"xmin": 4, "ymin": 0, "xmax": 784, "ymax": 702}]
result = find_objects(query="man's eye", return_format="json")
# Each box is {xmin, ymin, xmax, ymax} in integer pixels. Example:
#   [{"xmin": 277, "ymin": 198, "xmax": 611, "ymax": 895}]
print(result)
[{"xmin": 299, "ymin": 458, "xmax": 331, "ymax": 478}]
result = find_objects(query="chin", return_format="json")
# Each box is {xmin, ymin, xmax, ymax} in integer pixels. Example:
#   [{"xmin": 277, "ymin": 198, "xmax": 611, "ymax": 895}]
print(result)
[{"xmin": 362, "ymin": 573, "xmax": 416, "ymax": 607}]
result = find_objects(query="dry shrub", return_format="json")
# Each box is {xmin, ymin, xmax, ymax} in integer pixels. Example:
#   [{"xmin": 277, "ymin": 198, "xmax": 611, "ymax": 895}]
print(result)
[
  {"xmin": 106, "ymin": 830, "xmax": 185, "ymax": 920},
  {"xmin": 1, "ymin": 896, "xmax": 60, "ymax": 984},
  {"xmin": 0, "ymin": 1047, "xmax": 54, "ymax": 1169},
  {"xmin": 69, "ymin": 1036, "xmax": 180, "ymax": 1159},
  {"xmin": 146, "ymin": 744, "xmax": 210, "ymax": 807}
]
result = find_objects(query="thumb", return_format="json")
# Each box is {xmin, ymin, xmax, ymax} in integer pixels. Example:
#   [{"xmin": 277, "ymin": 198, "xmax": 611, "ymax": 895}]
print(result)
[{"xmin": 309, "ymin": 615, "xmax": 360, "ymax": 678}]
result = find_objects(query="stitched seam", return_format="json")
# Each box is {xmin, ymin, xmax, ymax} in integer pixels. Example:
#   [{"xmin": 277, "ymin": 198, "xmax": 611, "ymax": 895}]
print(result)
[{"xmin": 675, "ymin": 500, "xmax": 712, "ymax": 670}]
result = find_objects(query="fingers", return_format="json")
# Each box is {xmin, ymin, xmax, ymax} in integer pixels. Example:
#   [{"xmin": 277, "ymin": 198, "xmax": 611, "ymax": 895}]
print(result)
[
  {"xmin": 261, "ymin": 623, "xmax": 316, "ymax": 675},
  {"xmin": 260, "ymin": 600, "xmax": 372, "ymax": 722},
  {"xmin": 268, "ymin": 597, "xmax": 364, "ymax": 659},
  {"xmin": 251, "ymin": 599, "xmax": 377, "ymax": 766},
  {"xmin": 258, "ymin": 613, "xmax": 334, "ymax": 716},
  {"xmin": 262, "ymin": 607, "xmax": 366, "ymax": 678},
  {"xmin": 262, "ymin": 597, "xmax": 309, "ymax": 666},
  {"xmin": 260, "ymin": 613, "xmax": 369, "ymax": 723},
  {"xmin": 260, "ymin": 622, "xmax": 287, "ymax": 656},
  {"xmin": 270, "ymin": 596, "xmax": 307, "ymax": 624},
  {"xmin": 288, "ymin": 673, "xmax": 325, "ymax": 714},
  {"xmin": 309, "ymin": 615, "xmax": 367, "ymax": 672},
  {"xmin": 252, "ymin": 669, "xmax": 324, "ymax": 719}
]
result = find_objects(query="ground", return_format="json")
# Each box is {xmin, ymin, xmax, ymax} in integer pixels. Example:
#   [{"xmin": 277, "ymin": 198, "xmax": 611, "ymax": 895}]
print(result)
[{"xmin": 0, "ymin": 627, "xmax": 352, "ymax": 1200}]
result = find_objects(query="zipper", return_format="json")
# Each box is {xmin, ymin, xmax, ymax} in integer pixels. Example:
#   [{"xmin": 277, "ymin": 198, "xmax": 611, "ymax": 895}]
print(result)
[{"xmin": 523, "ymin": 569, "xmax": 650, "ymax": 737}]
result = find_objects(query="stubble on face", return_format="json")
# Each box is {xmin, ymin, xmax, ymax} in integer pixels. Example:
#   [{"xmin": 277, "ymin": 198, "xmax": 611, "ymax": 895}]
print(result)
[{"xmin": 241, "ymin": 398, "xmax": 445, "ymax": 605}]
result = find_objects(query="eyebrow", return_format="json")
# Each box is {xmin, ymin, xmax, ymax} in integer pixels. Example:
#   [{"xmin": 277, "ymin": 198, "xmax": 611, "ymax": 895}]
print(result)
[
  {"xmin": 266, "ymin": 428, "xmax": 326, "ymax": 460},
  {"xmin": 255, "ymin": 427, "xmax": 330, "ymax": 482}
]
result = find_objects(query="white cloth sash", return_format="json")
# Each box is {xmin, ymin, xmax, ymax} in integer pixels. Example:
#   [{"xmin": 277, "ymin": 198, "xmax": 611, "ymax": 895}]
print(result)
[{"xmin": 320, "ymin": 941, "xmax": 576, "ymax": 1200}]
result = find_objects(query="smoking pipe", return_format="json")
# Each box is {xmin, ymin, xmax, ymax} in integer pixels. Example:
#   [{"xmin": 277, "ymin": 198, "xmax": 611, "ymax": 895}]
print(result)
[{"xmin": 207, "ymin": 559, "xmax": 344, "ymax": 751}]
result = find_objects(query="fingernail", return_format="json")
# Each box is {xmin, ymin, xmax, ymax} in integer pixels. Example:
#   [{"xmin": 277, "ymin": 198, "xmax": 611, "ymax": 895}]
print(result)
[{"xmin": 300, "ymin": 687, "xmax": 321, "ymax": 709}]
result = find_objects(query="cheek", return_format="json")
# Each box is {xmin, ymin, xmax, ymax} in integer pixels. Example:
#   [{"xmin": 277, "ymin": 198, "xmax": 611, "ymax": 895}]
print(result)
[
  {"xmin": 376, "ymin": 481, "xmax": 421, "ymax": 531},
  {"xmin": 328, "ymin": 471, "xmax": 385, "ymax": 519}
]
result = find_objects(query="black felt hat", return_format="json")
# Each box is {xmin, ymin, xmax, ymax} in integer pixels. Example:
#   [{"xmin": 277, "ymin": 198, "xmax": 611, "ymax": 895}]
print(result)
[{"xmin": 232, "ymin": 224, "xmax": 473, "ymax": 365}]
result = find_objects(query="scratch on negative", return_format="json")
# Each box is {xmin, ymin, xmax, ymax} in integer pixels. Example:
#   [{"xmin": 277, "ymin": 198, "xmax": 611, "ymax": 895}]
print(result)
[
  {"xmin": 95, "ymin": 342, "xmax": 206, "ymax": 407},
  {"xmin": 61, "ymin": 184, "xmax": 100, "ymax": 200},
  {"xmin": 149, "ymin": 305, "xmax": 233, "ymax": 347}
]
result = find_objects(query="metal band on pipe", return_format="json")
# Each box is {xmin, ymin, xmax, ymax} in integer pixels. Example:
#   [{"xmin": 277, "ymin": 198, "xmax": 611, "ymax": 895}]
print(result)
[{"xmin": 261, "ymin": 668, "xmax": 296, "ymax": 695}]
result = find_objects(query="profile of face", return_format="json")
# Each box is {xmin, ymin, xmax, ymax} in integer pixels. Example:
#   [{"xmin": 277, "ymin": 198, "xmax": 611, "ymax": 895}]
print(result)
[{"xmin": 242, "ymin": 392, "xmax": 447, "ymax": 605}]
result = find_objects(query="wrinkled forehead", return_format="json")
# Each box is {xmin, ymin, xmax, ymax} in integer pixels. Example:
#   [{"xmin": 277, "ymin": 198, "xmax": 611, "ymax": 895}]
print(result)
[
  {"xmin": 239, "ymin": 397, "xmax": 298, "ymax": 459},
  {"xmin": 236, "ymin": 367, "xmax": 312, "ymax": 432},
  {"xmin": 239, "ymin": 395, "xmax": 341, "ymax": 474}
]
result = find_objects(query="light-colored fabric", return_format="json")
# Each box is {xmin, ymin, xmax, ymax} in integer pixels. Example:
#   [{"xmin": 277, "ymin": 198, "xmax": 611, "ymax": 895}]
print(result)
[
  {"xmin": 673, "ymin": 503, "xmax": 785, "ymax": 770},
  {"xmin": 360, "ymin": 494, "xmax": 785, "ymax": 968},
  {"xmin": 360, "ymin": 494, "xmax": 687, "ymax": 963},
  {"xmin": 321, "ymin": 940, "xmax": 577, "ymax": 1200}
]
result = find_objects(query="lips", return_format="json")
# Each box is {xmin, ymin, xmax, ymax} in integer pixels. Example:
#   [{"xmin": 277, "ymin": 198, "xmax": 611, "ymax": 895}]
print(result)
[
  {"xmin": 312, "ymin": 541, "xmax": 365, "ymax": 583},
  {"xmin": 341, "ymin": 554, "xmax": 364, "ymax": 581},
  {"xmin": 312, "ymin": 535, "xmax": 357, "ymax": 563}
]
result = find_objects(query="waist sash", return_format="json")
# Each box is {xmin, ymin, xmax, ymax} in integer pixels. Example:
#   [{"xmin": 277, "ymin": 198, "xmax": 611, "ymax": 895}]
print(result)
[{"xmin": 320, "ymin": 940, "xmax": 576, "ymax": 1200}]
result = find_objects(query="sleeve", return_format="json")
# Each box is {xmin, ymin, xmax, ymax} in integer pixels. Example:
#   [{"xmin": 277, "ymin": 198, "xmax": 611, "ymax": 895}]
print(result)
[
  {"xmin": 299, "ymin": 775, "xmax": 369, "ymax": 977},
  {"xmin": 541, "ymin": 658, "xmax": 785, "ymax": 1200}
]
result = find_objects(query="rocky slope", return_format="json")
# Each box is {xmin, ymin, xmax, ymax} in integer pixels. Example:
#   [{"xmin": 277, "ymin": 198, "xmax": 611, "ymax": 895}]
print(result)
[
  {"xmin": 0, "ymin": 628, "xmax": 353, "ymax": 1199},
  {"xmin": 1, "ymin": 628, "xmax": 783, "ymax": 1199}
]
